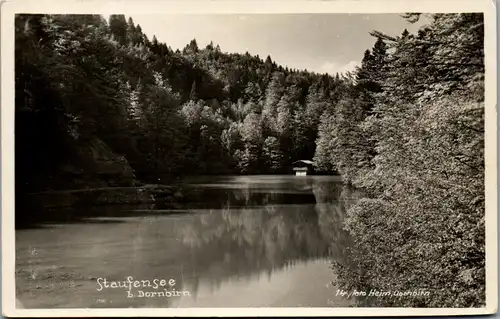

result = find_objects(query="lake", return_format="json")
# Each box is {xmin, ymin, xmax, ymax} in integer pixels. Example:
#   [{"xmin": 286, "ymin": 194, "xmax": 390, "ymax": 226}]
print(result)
[{"xmin": 15, "ymin": 175, "xmax": 358, "ymax": 308}]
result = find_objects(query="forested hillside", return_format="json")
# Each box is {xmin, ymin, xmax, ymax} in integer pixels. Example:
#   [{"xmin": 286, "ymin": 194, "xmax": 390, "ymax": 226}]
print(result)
[{"xmin": 16, "ymin": 14, "xmax": 349, "ymax": 196}]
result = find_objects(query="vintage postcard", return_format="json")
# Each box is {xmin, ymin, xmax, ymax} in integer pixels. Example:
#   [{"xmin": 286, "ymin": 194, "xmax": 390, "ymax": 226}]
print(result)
[{"xmin": 1, "ymin": 0, "xmax": 497, "ymax": 317}]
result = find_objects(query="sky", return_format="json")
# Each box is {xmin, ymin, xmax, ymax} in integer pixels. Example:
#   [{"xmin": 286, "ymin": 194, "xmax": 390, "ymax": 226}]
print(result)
[{"xmin": 129, "ymin": 14, "xmax": 427, "ymax": 75}]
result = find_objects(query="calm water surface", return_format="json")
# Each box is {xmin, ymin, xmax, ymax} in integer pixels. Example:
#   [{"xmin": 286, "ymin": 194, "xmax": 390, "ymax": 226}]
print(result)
[{"xmin": 16, "ymin": 175, "xmax": 357, "ymax": 308}]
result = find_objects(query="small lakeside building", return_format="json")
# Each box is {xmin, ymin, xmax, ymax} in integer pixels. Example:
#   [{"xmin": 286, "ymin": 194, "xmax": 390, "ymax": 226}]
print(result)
[{"xmin": 292, "ymin": 160, "xmax": 315, "ymax": 176}]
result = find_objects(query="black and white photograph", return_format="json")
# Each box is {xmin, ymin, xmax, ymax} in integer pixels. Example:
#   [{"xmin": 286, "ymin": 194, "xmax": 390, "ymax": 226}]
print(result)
[{"xmin": 2, "ymin": 0, "xmax": 497, "ymax": 316}]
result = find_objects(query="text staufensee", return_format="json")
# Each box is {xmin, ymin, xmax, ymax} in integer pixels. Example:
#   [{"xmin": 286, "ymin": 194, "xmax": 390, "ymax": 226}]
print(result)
[{"xmin": 96, "ymin": 276, "xmax": 191, "ymax": 298}]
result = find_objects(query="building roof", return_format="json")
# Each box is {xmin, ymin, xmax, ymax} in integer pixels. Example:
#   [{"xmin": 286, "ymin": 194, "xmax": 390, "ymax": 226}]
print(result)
[{"xmin": 292, "ymin": 160, "xmax": 314, "ymax": 165}]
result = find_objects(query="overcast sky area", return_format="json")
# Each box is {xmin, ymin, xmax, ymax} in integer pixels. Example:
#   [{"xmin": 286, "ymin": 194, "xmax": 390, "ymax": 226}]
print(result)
[{"xmin": 129, "ymin": 14, "xmax": 428, "ymax": 75}]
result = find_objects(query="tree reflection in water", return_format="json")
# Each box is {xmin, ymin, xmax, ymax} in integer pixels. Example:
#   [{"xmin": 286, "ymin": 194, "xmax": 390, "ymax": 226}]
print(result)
[
  {"xmin": 168, "ymin": 176, "xmax": 358, "ymax": 302},
  {"xmin": 16, "ymin": 176, "xmax": 362, "ymax": 308}
]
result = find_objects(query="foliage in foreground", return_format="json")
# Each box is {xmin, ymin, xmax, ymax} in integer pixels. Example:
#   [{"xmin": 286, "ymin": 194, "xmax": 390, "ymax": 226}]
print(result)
[
  {"xmin": 323, "ymin": 13, "xmax": 485, "ymax": 307},
  {"xmin": 334, "ymin": 97, "xmax": 484, "ymax": 307}
]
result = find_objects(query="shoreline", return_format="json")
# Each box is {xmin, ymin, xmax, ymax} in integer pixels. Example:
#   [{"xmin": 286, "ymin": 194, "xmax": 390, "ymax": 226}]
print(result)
[{"xmin": 25, "ymin": 184, "xmax": 185, "ymax": 209}]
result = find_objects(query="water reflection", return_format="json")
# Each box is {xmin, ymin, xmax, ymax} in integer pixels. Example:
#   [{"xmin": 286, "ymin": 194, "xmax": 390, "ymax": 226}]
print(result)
[{"xmin": 16, "ymin": 176, "xmax": 357, "ymax": 308}]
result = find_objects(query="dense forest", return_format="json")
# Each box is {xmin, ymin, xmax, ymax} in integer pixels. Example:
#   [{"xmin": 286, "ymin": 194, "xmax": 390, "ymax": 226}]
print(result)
[
  {"xmin": 326, "ymin": 13, "xmax": 485, "ymax": 307},
  {"xmin": 16, "ymin": 13, "xmax": 349, "ymax": 195},
  {"xmin": 15, "ymin": 13, "xmax": 484, "ymax": 307}
]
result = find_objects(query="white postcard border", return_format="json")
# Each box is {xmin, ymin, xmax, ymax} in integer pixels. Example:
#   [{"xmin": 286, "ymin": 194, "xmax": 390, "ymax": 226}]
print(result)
[{"xmin": 1, "ymin": 0, "xmax": 497, "ymax": 317}]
